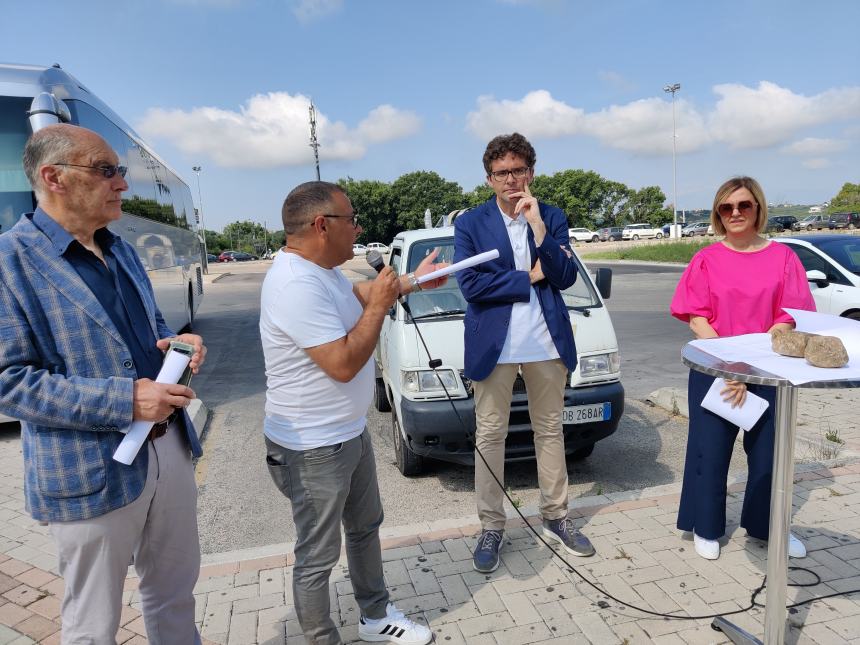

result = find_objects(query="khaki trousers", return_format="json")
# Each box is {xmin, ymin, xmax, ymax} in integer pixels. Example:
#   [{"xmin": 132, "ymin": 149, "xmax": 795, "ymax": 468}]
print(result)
[
  {"xmin": 473, "ymin": 359, "xmax": 570, "ymax": 530},
  {"xmin": 49, "ymin": 422, "xmax": 201, "ymax": 645}
]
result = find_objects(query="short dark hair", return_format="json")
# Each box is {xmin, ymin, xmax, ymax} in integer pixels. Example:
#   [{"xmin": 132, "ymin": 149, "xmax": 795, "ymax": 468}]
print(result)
[
  {"xmin": 22, "ymin": 124, "xmax": 79, "ymax": 198},
  {"xmin": 482, "ymin": 133, "xmax": 536, "ymax": 175},
  {"xmin": 281, "ymin": 181, "xmax": 346, "ymax": 236}
]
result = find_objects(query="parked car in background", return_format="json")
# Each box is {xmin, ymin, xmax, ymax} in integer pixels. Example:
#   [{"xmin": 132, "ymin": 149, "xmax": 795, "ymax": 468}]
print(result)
[
  {"xmin": 764, "ymin": 218, "xmax": 785, "ymax": 235},
  {"xmin": 779, "ymin": 236, "xmax": 860, "ymax": 319},
  {"xmin": 621, "ymin": 223, "xmax": 663, "ymax": 240},
  {"xmin": 206, "ymin": 253, "xmax": 218, "ymax": 263},
  {"xmin": 352, "ymin": 243, "xmax": 368, "ymax": 255},
  {"xmin": 598, "ymin": 227, "xmax": 623, "ymax": 242},
  {"xmin": 374, "ymin": 227, "xmax": 624, "ymax": 475},
  {"xmin": 828, "ymin": 212, "xmax": 860, "ymax": 230},
  {"xmin": 568, "ymin": 227, "xmax": 599, "ymax": 243},
  {"xmin": 681, "ymin": 222, "xmax": 710, "ymax": 237},
  {"xmin": 769, "ymin": 215, "xmax": 798, "ymax": 231},
  {"xmin": 217, "ymin": 250, "xmax": 256, "ymax": 262},
  {"xmin": 794, "ymin": 214, "xmax": 827, "ymax": 231},
  {"xmin": 366, "ymin": 242, "xmax": 390, "ymax": 253}
]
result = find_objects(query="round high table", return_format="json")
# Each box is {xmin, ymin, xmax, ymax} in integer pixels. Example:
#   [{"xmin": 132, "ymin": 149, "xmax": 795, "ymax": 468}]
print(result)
[{"xmin": 681, "ymin": 343, "xmax": 860, "ymax": 645}]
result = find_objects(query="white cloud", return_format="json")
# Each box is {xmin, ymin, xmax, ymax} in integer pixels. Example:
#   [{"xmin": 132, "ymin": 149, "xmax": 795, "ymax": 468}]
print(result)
[
  {"xmin": 466, "ymin": 81, "xmax": 860, "ymax": 157},
  {"xmin": 803, "ymin": 158, "xmax": 831, "ymax": 169},
  {"xmin": 783, "ymin": 137, "xmax": 847, "ymax": 156},
  {"xmin": 291, "ymin": 0, "xmax": 343, "ymax": 23},
  {"xmin": 465, "ymin": 90, "xmax": 585, "ymax": 140},
  {"xmin": 709, "ymin": 81, "xmax": 860, "ymax": 149},
  {"xmin": 137, "ymin": 92, "xmax": 421, "ymax": 168}
]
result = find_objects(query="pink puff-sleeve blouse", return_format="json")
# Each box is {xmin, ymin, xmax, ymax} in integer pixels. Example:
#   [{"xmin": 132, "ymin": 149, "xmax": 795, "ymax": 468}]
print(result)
[{"xmin": 670, "ymin": 241, "xmax": 816, "ymax": 337}]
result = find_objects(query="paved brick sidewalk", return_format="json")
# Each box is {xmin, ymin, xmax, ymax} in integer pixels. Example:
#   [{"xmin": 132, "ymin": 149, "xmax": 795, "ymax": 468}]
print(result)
[{"xmin": 2, "ymin": 457, "xmax": 860, "ymax": 644}]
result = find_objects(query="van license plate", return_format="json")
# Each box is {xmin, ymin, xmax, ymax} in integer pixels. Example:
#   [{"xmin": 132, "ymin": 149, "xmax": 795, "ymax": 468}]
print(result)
[{"xmin": 563, "ymin": 403, "xmax": 611, "ymax": 424}]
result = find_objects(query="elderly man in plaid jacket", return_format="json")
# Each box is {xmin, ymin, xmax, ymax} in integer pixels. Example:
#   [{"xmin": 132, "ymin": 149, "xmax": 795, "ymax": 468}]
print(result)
[{"xmin": 0, "ymin": 124, "xmax": 206, "ymax": 644}]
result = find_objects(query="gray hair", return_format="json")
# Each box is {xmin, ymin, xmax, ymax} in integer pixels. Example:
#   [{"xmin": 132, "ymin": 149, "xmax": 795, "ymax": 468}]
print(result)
[
  {"xmin": 22, "ymin": 124, "xmax": 80, "ymax": 199},
  {"xmin": 281, "ymin": 181, "xmax": 346, "ymax": 236}
]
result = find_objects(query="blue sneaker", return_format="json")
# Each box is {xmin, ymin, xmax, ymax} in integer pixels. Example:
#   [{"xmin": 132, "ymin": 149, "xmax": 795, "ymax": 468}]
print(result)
[
  {"xmin": 543, "ymin": 517, "xmax": 595, "ymax": 557},
  {"xmin": 473, "ymin": 529, "xmax": 504, "ymax": 572}
]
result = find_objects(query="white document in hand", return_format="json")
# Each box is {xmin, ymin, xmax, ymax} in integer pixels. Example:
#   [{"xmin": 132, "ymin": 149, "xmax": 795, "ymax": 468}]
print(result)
[{"xmin": 700, "ymin": 378, "xmax": 769, "ymax": 432}]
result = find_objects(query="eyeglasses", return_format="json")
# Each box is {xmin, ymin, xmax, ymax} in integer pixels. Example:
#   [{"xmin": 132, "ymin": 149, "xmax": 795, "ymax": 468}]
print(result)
[
  {"xmin": 717, "ymin": 200, "xmax": 756, "ymax": 217},
  {"xmin": 319, "ymin": 213, "xmax": 360, "ymax": 228},
  {"xmin": 489, "ymin": 166, "xmax": 530, "ymax": 182},
  {"xmin": 52, "ymin": 163, "xmax": 128, "ymax": 179}
]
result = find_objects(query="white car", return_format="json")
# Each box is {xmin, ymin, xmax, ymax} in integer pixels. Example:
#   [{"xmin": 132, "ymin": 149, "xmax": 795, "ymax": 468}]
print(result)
[
  {"xmin": 568, "ymin": 227, "xmax": 599, "ymax": 243},
  {"xmin": 778, "ymin": 236, "xmax": 860, "ymax": 319},
  {"xmin": 366, "ymin": 242, "xmax": 390, "ymax": 254},
  {"xmin": 621, "ymin": 223, "xmax": 663, "ymax": 240},
  {"xmin": 352, "ymin": 243, "xmax": 368, "ymax": 256}
]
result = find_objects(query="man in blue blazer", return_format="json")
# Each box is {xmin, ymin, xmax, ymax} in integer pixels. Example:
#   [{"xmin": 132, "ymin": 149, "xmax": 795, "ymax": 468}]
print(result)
[
  {"xmin": 0, "ymin": 124, "xmax": 206, "ymax": 644},
  {"xmin": 454, "ymin": 133, "xmax": 595, "ymax": 572}
]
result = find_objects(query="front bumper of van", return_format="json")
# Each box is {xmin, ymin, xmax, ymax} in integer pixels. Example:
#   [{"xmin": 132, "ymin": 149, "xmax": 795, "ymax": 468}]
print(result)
[{"xmin": 398, "ymin": 380, "xmax": 624, "ymax": 466}]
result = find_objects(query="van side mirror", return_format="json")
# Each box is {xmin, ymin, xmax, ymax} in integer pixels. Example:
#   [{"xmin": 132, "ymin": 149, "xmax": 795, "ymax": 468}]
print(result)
[
  {"xmin": 806, "ymin": 269, "xmax": 829, "ymax": 288},
  {"xmin": 595, "ymin": 267, "xmax": 612, "ymax": 299}
]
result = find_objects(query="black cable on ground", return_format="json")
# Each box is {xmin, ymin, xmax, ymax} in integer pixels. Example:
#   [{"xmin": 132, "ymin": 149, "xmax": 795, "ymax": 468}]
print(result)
[{"xmin": 404, "ymin": 304, "xmax": 860, "ymax": 622}]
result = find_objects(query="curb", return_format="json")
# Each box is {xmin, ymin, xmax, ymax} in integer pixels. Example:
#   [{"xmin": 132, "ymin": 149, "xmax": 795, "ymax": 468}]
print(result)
[
  {"xmin": 188, "ymin": 398, "xmax": 209, "ymax": 442},
  {"xmin": 646, "ymin": 386, "xmax": 688, "ymax": 417}
]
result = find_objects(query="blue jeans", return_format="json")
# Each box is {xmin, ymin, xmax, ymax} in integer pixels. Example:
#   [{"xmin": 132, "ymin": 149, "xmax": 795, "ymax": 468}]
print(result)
[{"xmin": 265, "ymin": 429, "xmax": 388, "ymax": 645}]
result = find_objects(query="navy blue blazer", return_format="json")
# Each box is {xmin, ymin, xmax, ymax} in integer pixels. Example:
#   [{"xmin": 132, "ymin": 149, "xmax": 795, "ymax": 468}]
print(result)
[{"xmin": 453, "ymin": 198, "xmax": 579, "ymax": 382}]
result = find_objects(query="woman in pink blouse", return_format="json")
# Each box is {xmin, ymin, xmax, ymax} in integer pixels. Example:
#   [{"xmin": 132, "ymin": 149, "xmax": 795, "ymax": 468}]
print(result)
[{"xmin": 670, "ymin": 176, "xmax": 815, "ymax": 561}]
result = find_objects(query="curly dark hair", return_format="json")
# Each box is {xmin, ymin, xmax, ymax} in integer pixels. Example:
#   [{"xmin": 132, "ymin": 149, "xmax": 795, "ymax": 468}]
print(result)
[{"xmin": 482, "ymin": 133, "xmax": 536, "ymax": 175}]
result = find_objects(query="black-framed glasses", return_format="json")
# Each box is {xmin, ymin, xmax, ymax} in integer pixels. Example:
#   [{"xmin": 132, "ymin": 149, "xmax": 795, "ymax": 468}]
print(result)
[
  {"xmin": 320, "ymin": 213, "xmax": 360, "ymax": 228},
  {"xmin": 717, "ymin": 200, "xmax": 756, "ymax": 217},
  {"xmin": 52, "ymin": 163, "xmax": 128, "ymax": 179},
  {"xmin": 489, "ymin": 166, "xmax": 530, "ymax": 182}
]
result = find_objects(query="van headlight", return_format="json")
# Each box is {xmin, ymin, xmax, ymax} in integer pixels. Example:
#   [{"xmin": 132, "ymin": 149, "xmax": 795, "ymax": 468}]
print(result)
[
  {"xmin": 579, "ymin": 352, "xmax": 620, "ymax": 377},
  {"xmin": 402, "ymin": 369, "xmax": 459, "ymax": 394}
]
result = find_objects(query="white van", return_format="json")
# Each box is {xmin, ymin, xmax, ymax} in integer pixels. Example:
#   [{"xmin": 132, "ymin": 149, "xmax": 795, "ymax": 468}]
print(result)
[{"xmin": 374, "ymin": 226, "xmax": 624, "ymax": 476}]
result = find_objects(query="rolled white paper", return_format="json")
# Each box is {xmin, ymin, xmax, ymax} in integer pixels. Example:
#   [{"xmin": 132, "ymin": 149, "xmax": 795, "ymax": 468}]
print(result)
[
  {"xmin": 113, "ymin": 350, "xmax": 192, "ymax": 465},
  {"xmin": 416, "ymin": 249, "xmax": 500, "ymax": 284}
]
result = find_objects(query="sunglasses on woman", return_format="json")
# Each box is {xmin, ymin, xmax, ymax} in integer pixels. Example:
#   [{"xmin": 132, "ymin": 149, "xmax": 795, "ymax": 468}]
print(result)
[{"xmin": 717, "ymin": 200, "xmax": 756, "ymax": 217}]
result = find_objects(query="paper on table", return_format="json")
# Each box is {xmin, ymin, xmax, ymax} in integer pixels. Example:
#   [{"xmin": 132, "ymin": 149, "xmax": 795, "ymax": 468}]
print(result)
[
  {"xmin": 701, "ymin": 378, "xmax": 769, "ymax": 431},
  {"xmin": 113, "ymin": 350, "xmax": 192, "ymax": 465},
  {"xmin": 416, "ymin": 249, "xmax": 500, "ymax": 284}
]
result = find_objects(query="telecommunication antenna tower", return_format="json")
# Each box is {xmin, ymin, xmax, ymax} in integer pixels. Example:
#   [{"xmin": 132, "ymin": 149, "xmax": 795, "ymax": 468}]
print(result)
[{"xmin": 308, "ymin": 100, "xmax": 321, "ymax": 180}]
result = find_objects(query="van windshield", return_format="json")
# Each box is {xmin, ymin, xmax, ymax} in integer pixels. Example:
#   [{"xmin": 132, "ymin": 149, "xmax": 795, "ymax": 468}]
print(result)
[
  {"xmin": 0, "ymin": 97, "xmax": 36, "ymax": 235},
  {"xmin": 405, "ymin": 238, "xmax": 602, "ymax": 317}
]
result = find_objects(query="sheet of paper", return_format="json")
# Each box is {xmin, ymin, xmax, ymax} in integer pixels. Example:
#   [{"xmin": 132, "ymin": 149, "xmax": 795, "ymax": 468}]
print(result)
[
  {"xmin": 113, "ymin": 350, "xmax": 192, "ymax": 465},
  {"xmin": 416, "ymin": 249, "xmax": 500, "ymax": 284},
  {"xmin": 701, "ymin": 378, "xmax": 769, "ymax": 431}
]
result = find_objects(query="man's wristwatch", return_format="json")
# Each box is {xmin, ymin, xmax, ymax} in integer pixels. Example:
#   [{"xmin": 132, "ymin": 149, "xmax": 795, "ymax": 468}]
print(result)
[{"xmin": 407, "ymin": 272, "xmax": 422, "ymax": 292}]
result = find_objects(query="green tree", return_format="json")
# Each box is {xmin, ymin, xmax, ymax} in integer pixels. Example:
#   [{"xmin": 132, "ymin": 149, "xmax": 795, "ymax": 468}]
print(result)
[
  {"xmin": 829, "ymin": 182, "xmax": 860, "ymax": 212},
  {"xmin": 390, "ymin": 171, "xmax": 467, "ymax": 231},
  {"xmin": 339, "ymin": 178, "xmax": 396, "ymax": 244},
  {"xmin": 464, "ymin": 184, "xmax": 494, "ymax": 208},
  {"xmin": 626, "ymin": 186, "xmax": 671, "ymax": 226},
  {"xmin": 223, "ymin": 220, "xmax": 268, "ymax": 254}
]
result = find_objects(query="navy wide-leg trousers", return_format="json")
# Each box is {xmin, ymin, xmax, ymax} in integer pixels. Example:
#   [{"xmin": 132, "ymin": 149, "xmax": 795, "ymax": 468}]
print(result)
[{"xmin": 677, "ymin": 369, "xmax": 777, "ymax": 541}]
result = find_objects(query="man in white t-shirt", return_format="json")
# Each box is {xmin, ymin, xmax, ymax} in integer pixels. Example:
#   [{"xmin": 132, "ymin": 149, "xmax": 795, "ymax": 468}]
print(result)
[{"xmin": 260, "ymin": 181, "xmax": 446, "ymax": 645}]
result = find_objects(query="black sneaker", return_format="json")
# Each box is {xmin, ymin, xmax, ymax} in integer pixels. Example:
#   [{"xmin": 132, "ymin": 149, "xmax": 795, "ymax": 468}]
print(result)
[
  {"xmin": 472, "ymin": 529, "xmax": 504, "ymax": 572},
  {"xmin": 542, "ymin": 517, "xmax": 595, "ymax": 557}
]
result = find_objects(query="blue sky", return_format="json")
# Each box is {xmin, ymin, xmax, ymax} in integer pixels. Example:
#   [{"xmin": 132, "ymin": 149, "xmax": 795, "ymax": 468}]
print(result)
[{"xmin": 2, "ymin": 0, "xmax": 859, "ymax": 230}]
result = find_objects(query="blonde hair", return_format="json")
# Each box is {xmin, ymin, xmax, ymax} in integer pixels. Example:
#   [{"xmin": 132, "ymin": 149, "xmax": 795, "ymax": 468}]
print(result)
[{"xmin": 710, "ymin": 176, "xmax": 768, "ymax": 235}]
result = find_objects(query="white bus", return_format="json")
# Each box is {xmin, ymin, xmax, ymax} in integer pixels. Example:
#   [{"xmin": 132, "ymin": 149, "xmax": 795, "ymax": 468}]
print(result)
[{"xmin": 0, "ymin": 62, "xmax": 205, "ymax": 423}]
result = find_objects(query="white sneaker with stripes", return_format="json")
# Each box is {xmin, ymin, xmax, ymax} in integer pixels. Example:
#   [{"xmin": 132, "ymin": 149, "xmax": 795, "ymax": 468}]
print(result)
[{"xmin": 358, "ymin": 603, "xmax": 432, "ymax": 644}]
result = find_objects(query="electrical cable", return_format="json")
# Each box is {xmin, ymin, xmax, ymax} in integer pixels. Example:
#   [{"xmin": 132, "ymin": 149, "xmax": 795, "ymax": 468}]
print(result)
[{"xmin": 394, "ymin": 281, "xmax": 860, "ymax": 623}]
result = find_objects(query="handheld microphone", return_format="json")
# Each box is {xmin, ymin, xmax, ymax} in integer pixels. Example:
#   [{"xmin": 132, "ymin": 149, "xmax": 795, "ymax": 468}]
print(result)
[{"xmin": 366, "ymin": 250, "xmax": 411, "ymax": 313}]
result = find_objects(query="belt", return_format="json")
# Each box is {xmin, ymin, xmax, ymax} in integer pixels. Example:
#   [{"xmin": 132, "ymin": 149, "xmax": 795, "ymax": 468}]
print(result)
[{"xmin": 148, "ymin": 410, "xmax": 178, "ymax": 441}]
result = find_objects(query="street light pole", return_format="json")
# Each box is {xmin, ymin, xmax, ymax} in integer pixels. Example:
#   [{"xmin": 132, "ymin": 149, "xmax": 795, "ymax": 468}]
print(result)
[
  {"xmin": 192, "ymin": 165, "xmax": 209, "ymax": 272},
  {"xmin": 663, "ymin": 83, "xmax": 681, "ymax": 237},
  {"xmin": 309, "ymin": 100, "xmax": 321, "ymax": 181}
]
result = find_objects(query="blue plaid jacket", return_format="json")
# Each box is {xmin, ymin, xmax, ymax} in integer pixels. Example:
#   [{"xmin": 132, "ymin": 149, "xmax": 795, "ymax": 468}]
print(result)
[{"xmin": 0, "ymin": 213, "xmax": 203, "ymax": 522}]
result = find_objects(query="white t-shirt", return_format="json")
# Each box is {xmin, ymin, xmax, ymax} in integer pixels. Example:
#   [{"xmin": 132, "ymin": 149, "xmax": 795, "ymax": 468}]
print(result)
[
  {"xmin": 496, "ymin": 205, "xmax": 560, "ymax": 364},
  {"xmin": 259, "ymin": 251, "xmax": 372, "ymax": 450}
]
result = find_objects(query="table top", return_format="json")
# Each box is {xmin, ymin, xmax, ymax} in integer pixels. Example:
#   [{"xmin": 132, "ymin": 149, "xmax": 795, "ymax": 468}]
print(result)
[{"xmin": 682, "ymin": 343, "xmax": 860, "ymax": 389}]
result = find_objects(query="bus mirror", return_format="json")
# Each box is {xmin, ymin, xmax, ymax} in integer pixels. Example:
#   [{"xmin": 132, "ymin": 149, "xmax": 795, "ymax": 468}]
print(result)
[{"xmin": 27, "ymin": 92, "xmax": 71, "ymax": 131}]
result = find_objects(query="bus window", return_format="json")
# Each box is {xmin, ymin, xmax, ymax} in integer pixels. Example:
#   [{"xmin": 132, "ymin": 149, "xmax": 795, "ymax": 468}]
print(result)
[{"xmin": 0, "ymin": 97, "xmax": 36, "ymax": 234}]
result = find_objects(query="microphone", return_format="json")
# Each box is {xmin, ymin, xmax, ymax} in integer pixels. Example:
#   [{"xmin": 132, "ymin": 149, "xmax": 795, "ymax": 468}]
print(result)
[{"xmin": 366, "ymin": 250, "xmax": 411, "ymax": 313}]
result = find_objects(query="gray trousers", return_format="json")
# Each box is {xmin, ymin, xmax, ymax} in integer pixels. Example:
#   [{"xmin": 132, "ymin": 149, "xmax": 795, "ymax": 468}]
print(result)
[
  {"xmin": 266, "ymin": 429, "xmax": 388, "ymax": 645},
  {"xmin": 49, "ymin": 422, "xmax": 201, "ymax": 645}
]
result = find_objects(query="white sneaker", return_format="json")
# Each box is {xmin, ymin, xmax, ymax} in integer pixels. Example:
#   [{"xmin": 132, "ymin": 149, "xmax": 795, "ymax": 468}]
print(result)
[
  {"xmin": 358, "ymin": 603, "xmax": 432, "ymax": 645},
  {"xmin": 694, "ymin": 533, "xmax": 720, "ymax": 560},
  {"xmin": 788, "ymin": 533, "xmax": 807, "ymax": 559}
]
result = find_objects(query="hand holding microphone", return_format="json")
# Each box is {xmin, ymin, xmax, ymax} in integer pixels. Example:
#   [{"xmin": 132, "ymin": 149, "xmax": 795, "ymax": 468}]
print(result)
[{"xmin": 365, "ymin": 252, "xmax": 400, "ymax": 311}]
